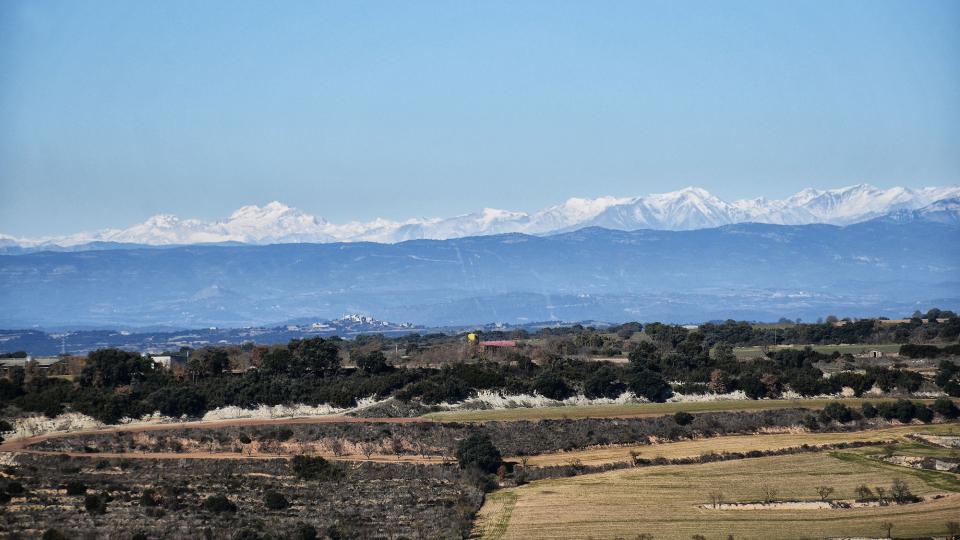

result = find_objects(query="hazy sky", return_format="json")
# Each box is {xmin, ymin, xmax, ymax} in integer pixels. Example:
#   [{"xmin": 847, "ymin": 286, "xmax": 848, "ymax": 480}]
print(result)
[{"xmin": 1, "ymin": 0, "xmax": 958, "ymax": 236}]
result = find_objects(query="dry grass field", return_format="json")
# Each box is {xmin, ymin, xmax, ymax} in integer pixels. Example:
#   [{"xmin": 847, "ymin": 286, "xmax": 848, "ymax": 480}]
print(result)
[
  {"xmin": 475, "ymin": 426, "xmax": 960, "ymax": 540},
  {"xmin": 427, "ymin": 398, "xmax": 924, "ymax": 422},
  {"xmin": 732, "ymin": 342, "xmax": 903, "ymax": 360},
  {"xmin": 516, "ymin": 424, "xmax": 944, "ymax": 467}
]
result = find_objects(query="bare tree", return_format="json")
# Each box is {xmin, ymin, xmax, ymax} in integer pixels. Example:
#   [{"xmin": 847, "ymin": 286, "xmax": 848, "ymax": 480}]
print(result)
[
  {"xmin": 708, "ymin": 490, "xmax": 724, "ymax": 509},
  {"xmin": 881, "ymin": 521, "xmax": 893, "ymax": 539},
  {"xmin": 875, "ymin": 486, "xmax": 887, "ymax": 505},
  {"xmin": 629, "ymin": 450, "xmax": 642, "ymax": 467},
  {"xmin": 816, "ymin": 485, "xmax": 835, "ymax": 502},
  {"xmin": 890, "ymin": 477, "xmax": 913, "ymax": 504},
  {"xmin": 855, "ymin": 484, "xmax": 873, "ymax": 501},
  {"xmin": 391, "ymin": 436, "xmax": 405, "ymax": 459},
  {"xmin": 359, "ymin": 441, "xmax": 375, "ymax": 460},
  {"xmin": 326, "ymin": 438, "xmax": 345, "ymax": 458},
  {"xmin": 760, "ymin": 484, "xmax": 778, "ymax": 504}
]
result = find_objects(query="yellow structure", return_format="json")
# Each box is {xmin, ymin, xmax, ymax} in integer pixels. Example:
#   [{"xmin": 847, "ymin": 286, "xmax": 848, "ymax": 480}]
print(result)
[{"xmin": 467, "ymin": 333, "xmax": 478, "ymax": 342}]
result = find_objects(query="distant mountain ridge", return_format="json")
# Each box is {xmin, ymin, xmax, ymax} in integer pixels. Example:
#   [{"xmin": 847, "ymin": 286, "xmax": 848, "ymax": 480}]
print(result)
[
  {"xmin": 3, "ymin": 184, "xmax": 958, "ymax": 249},
  {"xmin": 1, "ymin": 215, "xmax": 957, "ymax": 328}
]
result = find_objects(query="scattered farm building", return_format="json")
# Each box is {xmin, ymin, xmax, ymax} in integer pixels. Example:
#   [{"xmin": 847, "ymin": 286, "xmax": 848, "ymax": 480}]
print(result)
[
  {"xmin": 150, "ymin": 352, "xmax": 188, "ymax": 370},
  {"xmin": 0, "ymin": 356, "xmax": 63, "ymax": 376}
]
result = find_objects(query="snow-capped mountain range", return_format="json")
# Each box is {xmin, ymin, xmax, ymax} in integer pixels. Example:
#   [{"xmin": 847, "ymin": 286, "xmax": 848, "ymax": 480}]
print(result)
[{"xmin": 3, "ymin": 184, "xmax": 958, "ymax": 248}]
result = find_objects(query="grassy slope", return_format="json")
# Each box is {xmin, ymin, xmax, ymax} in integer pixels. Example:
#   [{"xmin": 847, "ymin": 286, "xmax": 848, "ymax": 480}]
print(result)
[
  {"xmin": 474, "ymin": 437, "xmax": 960, "ymax": 540},
  {"xmin": 426, "ymin": 397, "xmax": 929, "ymax": 422}
]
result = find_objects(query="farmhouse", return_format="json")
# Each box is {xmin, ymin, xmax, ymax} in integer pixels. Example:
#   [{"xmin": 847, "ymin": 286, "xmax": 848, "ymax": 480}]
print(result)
[
  {"xmin": 149, "ymin": 352, "xmax": 188, "ymax": 370},
  {"xmin": 0, "ymin": 356, "xmax": 63, "ymax": 376}
]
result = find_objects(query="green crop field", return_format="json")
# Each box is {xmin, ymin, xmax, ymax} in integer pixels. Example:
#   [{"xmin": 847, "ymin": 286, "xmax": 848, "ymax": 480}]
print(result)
[{"xmin": 474, "ymin": 431, "xmax": 960, "ymax": 540}]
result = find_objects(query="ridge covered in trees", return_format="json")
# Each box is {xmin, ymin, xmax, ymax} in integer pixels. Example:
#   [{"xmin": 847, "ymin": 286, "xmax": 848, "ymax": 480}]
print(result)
[{"xmin": 1, "ymin": 312, "xmax": 958, "ymax": 424}]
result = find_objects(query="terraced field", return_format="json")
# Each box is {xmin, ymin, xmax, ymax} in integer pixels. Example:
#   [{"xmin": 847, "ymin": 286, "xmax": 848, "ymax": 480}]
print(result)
[
  {"xmin": 428, "ymin": 397, "xmax": 927, "ymax": 422},
  {"xmin": 517, "ymin": 424, "xmax": 946, "ymax": 467},
  {"xmin": 475, "ymin": 426, "xmax": 960, "ymax": 540}
]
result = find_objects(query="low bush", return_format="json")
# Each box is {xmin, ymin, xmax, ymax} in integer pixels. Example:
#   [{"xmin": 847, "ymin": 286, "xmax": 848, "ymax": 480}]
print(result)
[
  {"xmin": 264, "ymin": 490, "xmax": 289, "ymax": 510},
  {"xmin": 202, "ymin": 494, "xmax": 237, "ymax": 513},
  {"xmin": 64, "ymin": 481, "xmax": 86, "ymax": 496},
  {"xmin": 84, "ymin": 493, "xmax": 107, "ymax": 514},
  {"xmin": 290, "ymin": 455, "xmax": 341, "ymax": 481},
  {"xmin": 933, "ymin": 397, "xmax": 959, "ymax": 418}
]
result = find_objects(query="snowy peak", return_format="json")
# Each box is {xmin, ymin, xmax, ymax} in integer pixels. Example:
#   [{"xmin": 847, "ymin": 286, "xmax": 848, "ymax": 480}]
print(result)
[{"xmin": 4, "ymin": 184, "xmax": 958, "ymax": 248}]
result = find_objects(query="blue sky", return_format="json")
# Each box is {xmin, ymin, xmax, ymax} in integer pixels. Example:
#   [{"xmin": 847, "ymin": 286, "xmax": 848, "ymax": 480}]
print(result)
[{"xmin": 1, "ymin": 0, "xmax": 958, "ymax": 236}]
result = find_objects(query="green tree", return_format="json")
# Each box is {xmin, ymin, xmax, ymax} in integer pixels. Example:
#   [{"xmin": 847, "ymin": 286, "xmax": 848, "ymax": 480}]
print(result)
[
  {"xmin": 628, "ymin": 370, "xmax": 673, "ymax": 402},
  {"xmin": 187, "ymin": 349, "xmax": 229, "ymax": 379},
  {"xmin": 355, "ymin": 350, "xmax": 389, "ymax": 374},
  {"xmin": 456, "ymin": 431, "xmax": 502, "ymax": 474},
  {"xmin": 80, "ymin": 349, "xmax": 153, "ymax": 388},
  {"xmin": 583, "ymin": 365, "xmax": 626, "ymax": 399},
  {"xmin": 289, "ymin": 337, "xmax": 340, "ymax": 376}
]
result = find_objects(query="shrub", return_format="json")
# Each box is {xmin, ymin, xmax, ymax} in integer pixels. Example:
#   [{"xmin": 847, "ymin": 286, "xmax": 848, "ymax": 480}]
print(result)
[
  {"xmin": 65, "ymin": 481, "xmax": 87, "ymax": 496},
  {"xmin": 861, "ymin": 402, "xmax": 878, "ymax": 419},
  {"xmin": 42, "ymin": 531, "xmax": 68, "ymax": 540},
  {"xmin": 456, "ymin": 431, "xmax": 503, "ymax": 474},
  {"xmin": 893, "ymin": 399, "xmax": 918, "ymax": 423},
  {"xmin": 239, "ymin": 434, "xmax": 252, "ymax": 444},
  {"xmin": 583, "ymin": 366, "xmax": 627, "ymax": 399},
  {"xmin": 899, "ymin": 343, "xmax": 943, "ymax": 359},
  {"xmin": 821, "ymin": 402, "xmax": 854, "ymax": 423},
  {"xmin": 293, "ymin": 524, "xmax": 317, "ymax": 540},
  {"xmin": 533, "ymin": 372, "xmax": 573, "ymax": 400},
  {"xmin": 801, "ymin": 414, "xmax": 819, "ymax": 430},
  {"xmin": 0, "ymin": 420, "xmax": 12, "ymax": 432},
  {"xmin": 914, "ymin": 405, "xmax": 934, "ymax": 423},
  {"xmin": 84, "ymin": 493, "xmax": 107, "ymax": 514},
  {"xmin": 140, "ymin": 488, "xmax": 161, "ymax": 507},
  {"xmin": 628, "ymin": 370, "xmax": 673, "ymax": 402},
  {"xmin": 5, "ymin": 481, "xmax": 23, "ymax": 495},
  {"xmin": 147, "ymin": 385, "xmax": 207, "ymax": 418},
  {"xmin": 264, "ymin": 490, "xmax": 289, "ymax": 510},
  {"xmin": 290, "ymin": 455, "xmax": 341, "ymax": 481},
  {"xmin": 673, "ymin": 411, "xmax": 694, "ymax": 426},
  {"xmin": 202, "ymin": 494, "xmax": 237, "ymax": 513},
  {"xmin": 932, "ymin": 397, "xmax": 959, "ymax": 418}
]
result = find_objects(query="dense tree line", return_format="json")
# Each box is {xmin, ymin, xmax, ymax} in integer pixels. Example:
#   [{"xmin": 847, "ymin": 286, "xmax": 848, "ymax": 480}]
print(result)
[{"xmin": 1, "ymin": 311, "xmax": 958, "ymax": 424}]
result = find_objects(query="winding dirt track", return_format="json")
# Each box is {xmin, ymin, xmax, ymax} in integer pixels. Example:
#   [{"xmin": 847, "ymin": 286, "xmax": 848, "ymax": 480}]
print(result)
[{"xmin": 0, "ymin": 415, "xmax": 439, "ymax": 463}]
